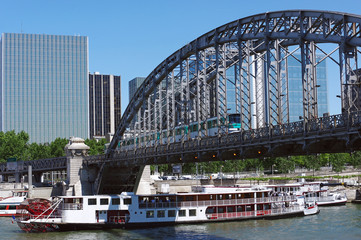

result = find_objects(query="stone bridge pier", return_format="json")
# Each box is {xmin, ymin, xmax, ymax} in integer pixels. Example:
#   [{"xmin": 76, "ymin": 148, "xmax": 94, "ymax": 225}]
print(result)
[{"xmin": 65, "ymin": 137, "xmax": 151, "ymax": 196}]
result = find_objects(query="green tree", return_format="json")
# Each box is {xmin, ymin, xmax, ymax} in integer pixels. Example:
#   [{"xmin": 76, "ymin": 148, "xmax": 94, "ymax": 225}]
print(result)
[
  {"xmin": 0, "ymin": 130, "xmax": 30, "ymax": 162},
  {"xmin": 303, "ymin": 155, "xmax": 323, "ymax": 173},
  {"xmin": 27, "ymin": 143, "xmax": 51, "ymax": 160},
  {"xmin": 84, "ymin": 138, "xmax": 109, "ymax": 155},
  {"xmin": 274, "ymin": 157, "xmax": 295, "ymax": 174},
  {"xmin": 350, "ymin": 151, "xmax": 361, "ymax": 169},
  {"xmin": 329, "ymin": 153, "xmax": 349, "ymax": 173},
  {"xmin": 49, "ymin": 138, "xmax": 68, "ymax": 157}
]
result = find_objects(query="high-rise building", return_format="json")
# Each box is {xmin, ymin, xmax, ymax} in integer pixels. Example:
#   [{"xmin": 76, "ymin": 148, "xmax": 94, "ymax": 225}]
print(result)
[
  {"xmin": 288, "ymin": 54, "xmax": 328, "ymax": 122},
  {"xmin": 129, "ymin": 77, "xmax": 145, "ymax": 102},
  {"xmin": 89, "ymin": 72, "xmax": 121, "ymax": 139},
  {"xmin": 225, "ymin": 53, "xmax": 328, "ymax": 126},
  {"xmin": 0, "ymin": 33, "xmax": 89, "ymax": 143}
]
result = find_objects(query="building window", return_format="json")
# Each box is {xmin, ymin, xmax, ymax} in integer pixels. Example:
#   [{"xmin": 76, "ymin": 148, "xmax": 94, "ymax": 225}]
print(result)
[
  {"xmin": 88, "ymin": 198, "xmax": 97, "ymax": 205},
  {"xmin": 146, "ymin": 211, "xmax": 154, "ymax": 218},
  {"xmin": 100, "ymin": 198, "xmax": 109, "ymax": 205},
  {"xmin": 179, "ymin": 210, "xmax": 186, "ymax": 217},
  {"xmin": 157, "ymin": 210, "xmax": 165, "ymax": 218},
  {"xmin": 112, "ymin": 198, "xmax": 120, "ymax": 205},
  {"xmin": 168, "ymin": 210, "xmax": 176, "ymax": 217},
  {"xmin": 189, "ymin": 209, "xmax": 196, "ymax": 217}
]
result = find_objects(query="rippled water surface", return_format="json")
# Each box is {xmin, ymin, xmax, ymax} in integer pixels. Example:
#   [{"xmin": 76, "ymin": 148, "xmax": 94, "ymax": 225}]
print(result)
[{"xmin": 1, "ymin": 204, "xmax": 361, "ymax": 240}]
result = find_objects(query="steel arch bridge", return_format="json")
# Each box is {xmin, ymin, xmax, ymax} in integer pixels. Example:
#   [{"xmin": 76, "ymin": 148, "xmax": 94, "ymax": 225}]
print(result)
[{"xmin": 89, "ymin": 10, "xmax": 361, "ymax": 194}]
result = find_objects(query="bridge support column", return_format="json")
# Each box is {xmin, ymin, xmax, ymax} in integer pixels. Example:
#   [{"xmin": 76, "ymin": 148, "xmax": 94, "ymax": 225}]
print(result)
[
  {"xmin": 65, "ymin": 137, "xmax": 91, "ymax": 196},
  {"xmin": 134, "ymin": 165, "xmax": 152, "ymax": 195}
]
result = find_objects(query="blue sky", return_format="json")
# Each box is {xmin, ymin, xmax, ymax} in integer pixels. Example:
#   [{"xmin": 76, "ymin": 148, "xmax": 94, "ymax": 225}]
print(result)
[{"xmin": 1, "ymin": 0, "xmax": 361, "ymax": 115}]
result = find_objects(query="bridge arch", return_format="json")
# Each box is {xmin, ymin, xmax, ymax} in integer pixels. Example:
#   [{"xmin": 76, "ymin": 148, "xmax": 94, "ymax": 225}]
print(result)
[{"xmin": 109, "ymin": 10, "xmax": 361, "ymax": 155}]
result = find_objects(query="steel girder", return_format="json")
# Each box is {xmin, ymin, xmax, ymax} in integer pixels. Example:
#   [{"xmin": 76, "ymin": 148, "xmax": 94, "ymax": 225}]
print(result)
[{"xmin": 108, "ymin": 10, "xmax": 361, "ymax": 155}]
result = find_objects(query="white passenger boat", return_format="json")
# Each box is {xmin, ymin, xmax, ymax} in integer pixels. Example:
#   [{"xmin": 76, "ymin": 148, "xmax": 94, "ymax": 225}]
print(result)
[
  {"xmin": 266, "ymin": 182, "xmax": 347, "ymax": 206},
  {"xmin": 15, "ymin": 185, "xmax": 316, "ymax": 232},
  {"xmin": 0, "ymin": 191, "xmax": 28, "ymax": 217}
]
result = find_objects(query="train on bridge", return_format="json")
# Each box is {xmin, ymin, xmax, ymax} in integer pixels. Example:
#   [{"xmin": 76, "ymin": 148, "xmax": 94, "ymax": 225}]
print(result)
[{"xmin": 116, "ymin": 113, "xmax": 242, "ymax": 151}]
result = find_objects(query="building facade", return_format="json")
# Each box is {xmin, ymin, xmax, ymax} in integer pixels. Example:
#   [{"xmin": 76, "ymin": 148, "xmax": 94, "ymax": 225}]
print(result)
[
  {"xmin": 288, "ymin": 54, "xmax": 328, "ymax": 122},
  {"xmin": 89, "ymin": 72, "xmax": 121, "ymax": 139},
  {"xmin": 0, "ymin": 33, "xmax": 89, "ymax": 143},
  {"xmin": 129, "ymin": 77, "xmax": 145, "ymax": 102}
]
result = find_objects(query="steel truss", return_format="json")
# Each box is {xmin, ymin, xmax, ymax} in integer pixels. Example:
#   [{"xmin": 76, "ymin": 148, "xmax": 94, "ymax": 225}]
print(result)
[{"xmin": 108, "ymin": 10, "xmax": 361, "ymax": 158}]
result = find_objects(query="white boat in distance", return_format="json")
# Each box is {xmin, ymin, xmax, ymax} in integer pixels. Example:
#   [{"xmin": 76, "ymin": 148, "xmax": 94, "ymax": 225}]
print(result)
[
  {"xmin": 0, "ymin": 191, "xmax": 28, "ymax": 217},
  {"xmin": 15, "ymin": 185, "xmax": 317, "ymax": 232},
  {"xmin": 265, "ymin": 182, "xmax": 347, "ymax": 206}
]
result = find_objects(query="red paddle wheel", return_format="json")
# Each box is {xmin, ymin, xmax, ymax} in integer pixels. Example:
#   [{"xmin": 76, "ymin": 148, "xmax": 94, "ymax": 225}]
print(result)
[{"xmin": 15, "ymin": 198, "xmax": 60, "ymax": 233}]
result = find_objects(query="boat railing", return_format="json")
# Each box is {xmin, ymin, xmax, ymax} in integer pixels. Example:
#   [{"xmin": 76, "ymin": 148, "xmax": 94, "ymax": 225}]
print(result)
[
  {"xmin": 138, "ymin": 195, "xmax": 297, "ymax": 209},
  {"xmin": 205, "ymin": 205, "xmax": 303, "ymax": 220}
]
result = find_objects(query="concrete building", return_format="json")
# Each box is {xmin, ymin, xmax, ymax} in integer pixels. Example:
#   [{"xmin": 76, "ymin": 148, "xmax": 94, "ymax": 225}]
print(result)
[
  {"xmin": 89, "ymin": 72, "xmax": 121, "ymax": 139},
  {"xmin": 0, "ymin": 33, "xmax": 89, "ymax": 143}
]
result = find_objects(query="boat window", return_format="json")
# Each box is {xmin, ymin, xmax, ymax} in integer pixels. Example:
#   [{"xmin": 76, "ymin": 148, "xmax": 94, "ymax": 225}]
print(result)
[
  {"xmin": 179, "ymin": 210, "xmax": 186, "ymax": 217},
  {"xmin": 225, "ymin": 194, "xmax": 232, "ymax": 199},
  {"xmin": 100, "ymin": 198, "xmax": 109, "ymax": 205},
  {"xmin": 236, "ymin": 206, "xmax": 243, "ymax": 212},
  {"xmin": 0, "ymin": 206, "xmax": 6, "ymax": 210},
  {"xmin": 206, "ymin": 207, "xmax": 216, "ymax": 214},
  {"xmin": 124, "ymin": 198, "xmax": 132, "ymax": 205},
  {"xmin": 257, "ymin": 204, "xmax": 263, "ymax": 210},
  {"xmin": 8, "ymin": 205, "xmax": 16, "ymax": 210},
  {"xmin": 88, "ymin": 198, "xmax": 97, "ymax": 205},
  {"xmin": 146, "ymin": 211, "xmax": 154, "ymax": 218},
  {"xmin": 168, "ymin": 210, "xmax": 176, "ymax": 217},
  {"xmin": 111, "ymin": 198, "xmax": 120, "ymax": 205},
  {"xmin": 217, "ymin": 207, "xmax": 224, "ymax": 213},
  {"xmin": 227, "ymin": 206, "xmax": 235, "ymax": 212},
  {"xmin": 157, "ymin": 210, "xmax": 165, "ymax": 218},
  {"xmin": 189, "ymin": 209, "xmax": 196, "ymax": 216},
  {"xmin": 217, "ymin": 195, "xmax": 223, "ymax": 200},
  {"xmin": 244, "ymin": 193, "xmax": 252, "ymax": 198},
  {"xmin": 185, "ymin": 196, "xmax": 194, "ymax": 201}
]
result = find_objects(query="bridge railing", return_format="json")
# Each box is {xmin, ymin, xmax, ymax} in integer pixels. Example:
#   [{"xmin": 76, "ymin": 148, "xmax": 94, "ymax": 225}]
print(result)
[{"xmin": 84, "ymin": 111, "xmax": 361, "ymax": 166}]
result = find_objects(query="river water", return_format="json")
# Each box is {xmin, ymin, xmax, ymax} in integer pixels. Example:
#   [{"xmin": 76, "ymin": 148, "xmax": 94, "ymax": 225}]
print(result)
[{"xmin": 1, "ymin": 204, "xmax": 361, "ymax": 240}]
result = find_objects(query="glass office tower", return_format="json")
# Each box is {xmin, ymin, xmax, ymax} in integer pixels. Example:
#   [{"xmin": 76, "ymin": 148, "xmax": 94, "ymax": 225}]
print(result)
[
  {"xmin": 225, "ymin": 53, "xmax": 328, "ymax": 125},
  {"xmin": 288, "ymin": 54, "xmax": 328, "ymax": 122},
  {"xmin": 0, "ymin": 33, "xmax": 89, "ymax": 143}
]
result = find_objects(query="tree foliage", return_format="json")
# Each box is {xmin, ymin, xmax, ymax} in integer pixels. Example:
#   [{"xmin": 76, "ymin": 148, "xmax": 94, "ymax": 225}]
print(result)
[{"xmin": 0, "ymin": 130, "xmax": 108, "ymax": 162}]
